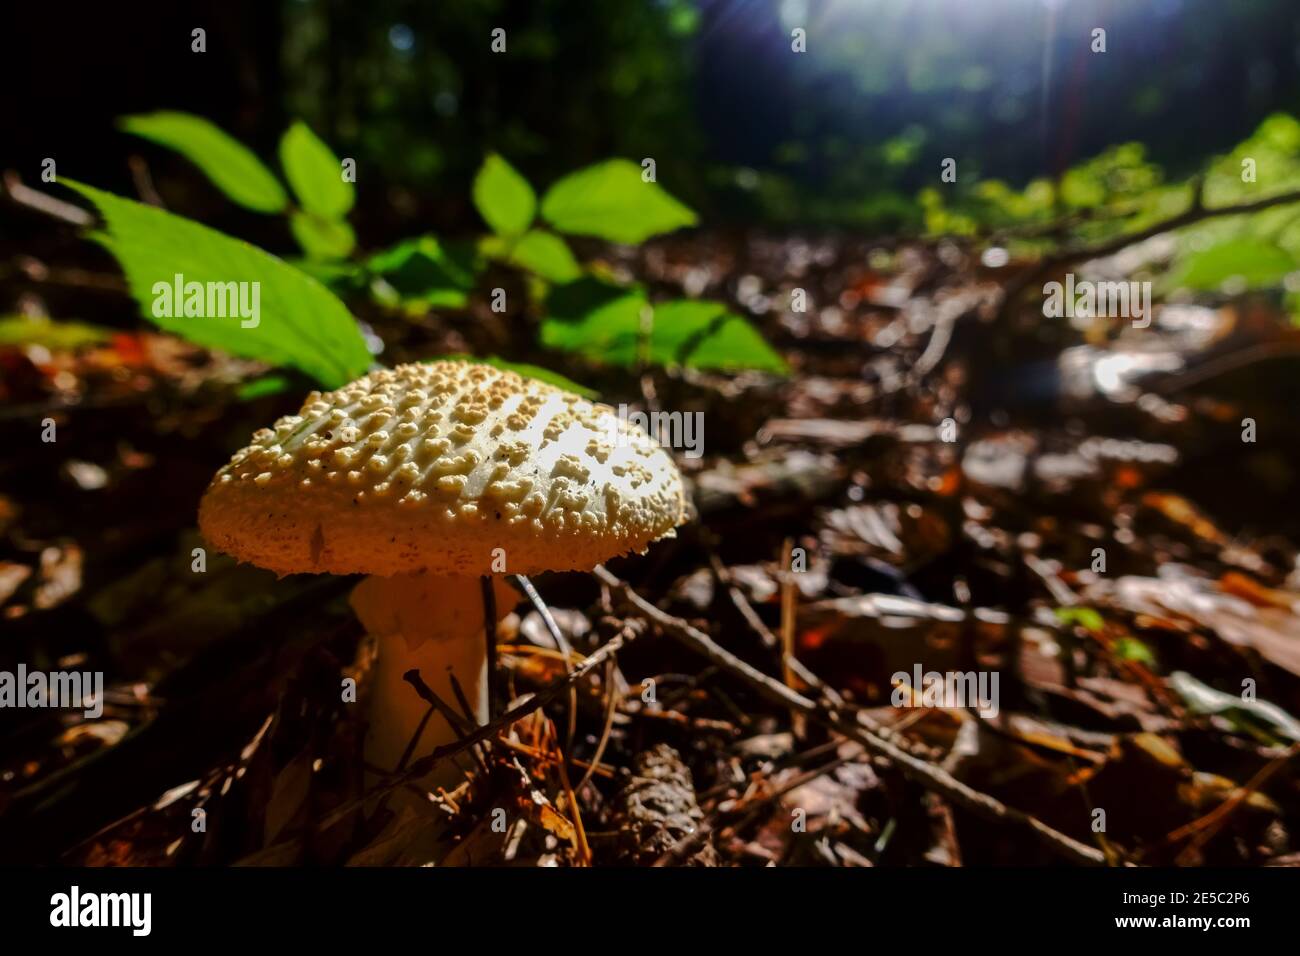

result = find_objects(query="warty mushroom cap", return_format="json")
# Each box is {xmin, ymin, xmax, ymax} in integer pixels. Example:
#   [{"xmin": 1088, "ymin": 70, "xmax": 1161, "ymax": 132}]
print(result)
[{"xmin": 199, "ymin": 361, "xmax": 686, "ymax": 576}]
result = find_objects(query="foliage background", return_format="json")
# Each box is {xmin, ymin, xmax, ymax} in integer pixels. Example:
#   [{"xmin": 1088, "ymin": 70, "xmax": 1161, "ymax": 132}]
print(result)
[{"xmin": 8, "ymin": 0, "xmax": 1300, "ymax": 241}]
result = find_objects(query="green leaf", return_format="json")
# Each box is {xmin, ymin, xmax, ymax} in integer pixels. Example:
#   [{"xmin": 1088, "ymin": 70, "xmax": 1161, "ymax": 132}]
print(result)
[
  {"xmin": 434, "ymin": 354, "xmax": 597, "ymax": 399},
  {"xmin": 1171, "ymin": 237, "xmax": 1297, "ymax": 291},
  {"xmin": 64, "ymin": 181, "xmax": 372, "ymax": 388},
  {"xmin": 540, "ymin": 159, "xmax": 697, "ymax": 244},
  {"xmin": 541, "ymin": 279, "xmax": 648, "ymax": 356},
  {"xmin": 119, "ymin": 111, "xmax": 288, "ymax": 214},
  {"xmin": 649, "ymin": 300, "xmax": 788, "ymax": 374},
  {"xmin": 472, "ymin": 154, "xmax": 536, "ymax": 236},
  {"xmin": 367, "ymin": 236, "xmax": 477, "ymax": 310},
  {"xmin": 481, "ymin": 230, "xmax": 581, "ymax": 282},
  {"xmin": 1054, "ymin": 606, "xmax": 1105, "ymax": 632},
  {"xmin": 372, "ymin": 282, "xmax": 468, "ymax": 311},
  {"xmin": 235, "ymin": 374, "xmax": 293, "ymax": 401},
  {"xmin": 288, "ymin": 258, "xmax": 366, "ymax": 294},
  {"xmin": 289, "ymin": 211, "xmax": 356, "ymax": 260},
  {"xmin": 1112, "ymin": 636, "xmax": 1158, "ymax": 667},
  {"xmin": 368, "ymin": 237, "xmax": 477, "ymax": 286},
  {"xmin": 0, "ymin": 314, "xmax": 112, "ymax": 350},
  {"xmin": 1169, "ymin": 670, "xmax": 1300, "ymax": 743},
  {"xmin": 279, "ymin": 121, "xmax": 355, "ymax": 219},
  {"xmin": 540, "ymin": 283, "xmax": 787, "ymax": 375}
]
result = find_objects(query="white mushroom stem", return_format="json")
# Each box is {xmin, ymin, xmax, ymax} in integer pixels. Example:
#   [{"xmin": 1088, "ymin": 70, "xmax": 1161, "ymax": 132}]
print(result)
[{"xmin": 350, "ymin": 572, "xmax": 516, "ymax": 794}]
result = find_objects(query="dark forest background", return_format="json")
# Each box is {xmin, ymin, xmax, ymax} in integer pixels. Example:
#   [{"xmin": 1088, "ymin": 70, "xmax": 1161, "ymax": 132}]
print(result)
[{"xmin": 7, "ymin": 0, "xmax": 1299, "ymax": 241}]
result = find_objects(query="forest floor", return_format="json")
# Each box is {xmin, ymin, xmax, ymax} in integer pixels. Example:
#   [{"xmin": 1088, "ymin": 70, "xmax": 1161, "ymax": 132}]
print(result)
[{"xmin": 3, "ymin": 230, "xmax": 1300, "ymax": 866}]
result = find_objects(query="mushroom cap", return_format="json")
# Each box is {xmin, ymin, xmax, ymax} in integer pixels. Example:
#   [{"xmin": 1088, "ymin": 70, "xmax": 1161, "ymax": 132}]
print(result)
[{"xmin": 199, "ymin": 361, "xmax": 686, "ymax": 576}]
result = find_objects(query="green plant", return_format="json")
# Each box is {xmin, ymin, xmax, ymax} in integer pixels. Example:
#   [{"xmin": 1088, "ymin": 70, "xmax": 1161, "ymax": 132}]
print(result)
[
  {"xmin": 121, "ymin": 112, "xmax": 357, "ymax": 261},
  {"xmin": 63, "ymin": 111, "xmax": 788, "ymax": 385},
  {"xmin": 65, "ymin": 180, "xmax": 372, "ymax": 388},
  {"xmin": 0, "ymin": 314, "xmax": 112, "ymax": 350},
  {"xmin": 471, "ymin": 152, "xmax": 784, "ymax": 374},
  {"xmin": 923, "ymin": 113, "xmax": 1300, "ymax": 323}
]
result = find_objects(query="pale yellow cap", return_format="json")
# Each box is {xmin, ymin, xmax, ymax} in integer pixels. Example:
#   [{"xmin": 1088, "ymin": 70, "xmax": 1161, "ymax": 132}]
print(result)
[{"xmin": 199, "ymin": 361, "xmax": 686, "ymax": 576}]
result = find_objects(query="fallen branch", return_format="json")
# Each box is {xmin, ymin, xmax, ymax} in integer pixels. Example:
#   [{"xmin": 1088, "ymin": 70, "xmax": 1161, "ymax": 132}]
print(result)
[
  {"xmin": 996, "ymin": 182, "xmax": 1300, "ymax": 324},
  {"xmin": 1168, "ymin": 742, "xmax": 1300, "ymax": 864},
  {"xmin": 318, "ymin": 618, "xmax": 645, "ymax": 830},
  {"xmin": 515, "ymin": 573, "xmax": 578, "ymax": 755},
  {"xmin": 594, "ymin": 565, "xmax": 1109, "ymax": 866},
  {"xmin": 3, "ymin": 170, "xmax": 94, "ymax": 226}
]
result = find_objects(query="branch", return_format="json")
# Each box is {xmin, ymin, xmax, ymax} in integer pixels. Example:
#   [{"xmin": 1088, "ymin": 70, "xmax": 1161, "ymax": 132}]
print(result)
[
  {"xmin": 594, "ymin": 565, "xmax": 1109, "ymax": 866},
  {"xmin": 2, "ymin": 171, "xmax": 93, "ymax": 226},
  {"xmin": 317, "ymin": 618, "xmax": 644, "ymax": 830},
  {"xmin": 997, "ymin": 184, "xmax": 1300, "ymax": 323}
]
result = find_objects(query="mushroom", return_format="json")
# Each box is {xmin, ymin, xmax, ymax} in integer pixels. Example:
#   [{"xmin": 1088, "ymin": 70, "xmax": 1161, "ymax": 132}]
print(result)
[{"xmin": 199, "ymin": 361, "xmax": 685, "ymax": 794}]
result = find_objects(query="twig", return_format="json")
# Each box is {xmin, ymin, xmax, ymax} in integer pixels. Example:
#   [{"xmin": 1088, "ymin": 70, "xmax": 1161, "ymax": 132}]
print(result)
[
  {"xmin": 594, "ymin": 565, "xmax": 1109, "ymax": 866},
  {"xmin": 785, "ymin": 655, "xmax": 846, "ymax": 710},
  {"xmin": 480, "ymin": 576, "xmax": 498, "ymax": 718},
  {"xmin": 654, "ymin": 747, "xmax": 864, "ymax": 866},
  {"xmin": 403, "ymin": 669, "xmax": 475, "ymax": 738},
  {"xmin": 514, "ymin": 575, "xmax": 574, "ymax": 660},
  {"xmin": 2, "ymin": 171, "xmax": 93, "ymax": 226},
  {"xmin": 127, "ymin": 155, "xmax": 164, "ymax": 208},
  {"xmin": 399, "ymin": 670, "xmax": 487, "ymax": 778},
  {"xmin": 553, "ymin": 729, "xmax": 592, "ymax": 866},
  {"xmin": 318, "ymin": 619, "xmax": 644, "ymax": 830},
  {"xmin": 995, "ymin": 182, "xmax": 1300, "ymax": 324},
  {"xmin": 496, "ymin": 738, "xmax": 615, "ymax": 779},
  {"xmin": 709, "ymin": 553, "xmax": 846, "ymax": 710},
  {"xmin": 446, "ymin": 672, "xmax": 478, "ymax": 729},
  {"xmin": 778, "ymin": 538, "xmax": 804, "ymax": 738},
  {"xmin": 575, "ymin": 658, "xmax": 618, "ymax": 794},
  {"xmin": 1024, "ymin": 554, "xmax": 1182, "ymax": 715},
  {"xmin": 1168, "ymin": 742, "xmax": 1300, "ymax": 863},
  {"xmin": 708, "ymin": 553, "xmax": 777, "ymax": 650},
  {"xmin": 1152, "ymin": 341, "xmax": 1300, "ymax": 395},
  {"xmin": 514, "ymin": 574, "xmax": 578, "ymax": 755},
  {"xmin": 5, "ymin": 256, "xmax": 126, "ymax": 293}
]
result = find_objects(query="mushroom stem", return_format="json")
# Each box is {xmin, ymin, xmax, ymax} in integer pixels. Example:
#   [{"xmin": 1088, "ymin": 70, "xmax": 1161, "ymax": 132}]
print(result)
[{"xmin": 350, "ymin": 572, "xmax": 516, "ymax": 794}]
